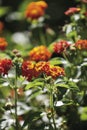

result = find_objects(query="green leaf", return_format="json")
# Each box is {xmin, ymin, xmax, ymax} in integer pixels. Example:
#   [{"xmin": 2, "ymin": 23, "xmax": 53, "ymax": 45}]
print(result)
[
  {"xmin": 81, "ymin": 114, "xmax": 87, "ymax": 121},
  {"xmin": 49, "ymin": 57, "xmax": 65, "ymax": 65},
  {"xmin": 0, "ymin": 7, "xmax": 10, "ymax": 17},
  {"xmin": 54, "ymin": 83, "xmax": 69, "ymax": 89},
  {"xmin": 68, "ymin": 81, "xmax": 79, "ymax": 91},
  {"xmin": 25, "ymin": 81, "xmax": 44, "ymax": 90}
]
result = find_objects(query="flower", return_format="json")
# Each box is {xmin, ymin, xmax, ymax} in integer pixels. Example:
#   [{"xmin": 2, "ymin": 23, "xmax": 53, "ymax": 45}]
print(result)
[
  {"xmin": 53, "ymin": 40, "xmax": 70, "ymax": 54},
  {"xmin": 22, "ymin": 60, "xmax": 38, "ymax": 81},
  {"xmin": 49, "ymin": 65, "xmax": 65, "ymax": 79},
  {"xmin": 75, "ymin": 39, "xmax": 87, "ymax": 50},
  {"xmin": 0, "ymin": 37, "xmax": 8, "ymax": 51},
  {"xmin": 35, "ymin": 61, "xmax": 50, "ymax": 75},
  {"xmin": 22, "ymin": 60, "xmax": 65, "ymax": 81},
  {"xmin": 81, "ymin": 0, "xmax": 87, "ymax": 3},
  {"xmin": 36, "ymin": 1, "xmax": 48, "ymax": 10},
  {"xmin": 35, "ymin": 61, "xmax": 65, "ymax": 79},
  {"xmin": 29, "ymin": 46, "xmax": 52, "ymax": 61},
  {"xmin": 25, "ymin": 1, "xmax": 48, "ymax": 20},
  {"xmin": 0, "ymin": 59, "xmax": 13, "ymax": 75},
  {"xmin": 64, "ymin": 7, "xmax": 81, "ymax": 15}
]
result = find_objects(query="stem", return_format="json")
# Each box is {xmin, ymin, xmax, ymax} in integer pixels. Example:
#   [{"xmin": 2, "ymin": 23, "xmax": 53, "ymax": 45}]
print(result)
[
  {"xmin": 39, "ymin": 28, "xmax": 46, "ymax": 46},
  {"xmin": 50, "ymin": 87, "xmax": 57, "ymax": 130},
  {"xmin": 14, "ymin": 66, "xmax": 19, "ymax": 130}
]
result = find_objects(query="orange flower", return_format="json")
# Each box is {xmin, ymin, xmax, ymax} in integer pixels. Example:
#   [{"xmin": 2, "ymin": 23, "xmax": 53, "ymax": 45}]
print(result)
[
  {"xmin": 54, "ymin": 40, "xmax": 70, "ymax": 54},
  {"xmin": 35, "ymin": 61, "xmax": 65, "ymax": 79},
  {"xmin": 75, "ymin": 39, "xmax": 87, "ymax": 50},
  {"xmin": 64, "ymin": 7, "xmax": 80, "ymax": 15},
  {"xmin": 0, "ymin": 59, "xmax": 13, "ymax": 75},
  {"xmin": 0, "ymin": 37, "xmax": 8, "ymax": 50},
  {"xmin": 29, "ymin": 46, "xmax": 52, "ymax": 61},
  {"xmin": 36, "ymin": 1, "xmax": 48, "ymax": 10},
  {"xmin": 25, "ymin": 2, "xmax": 45, "ymax": 19},
  {"xmin": 48, "ymin": 65, "xmax": 65, "ymax": 79},
  {"xmin": 35, "ymin": 61, "xmax": 50, "ymax": 75},
  {"xmin": 22, "ymin": 60, "xmax": 65, "ymax": 81}
]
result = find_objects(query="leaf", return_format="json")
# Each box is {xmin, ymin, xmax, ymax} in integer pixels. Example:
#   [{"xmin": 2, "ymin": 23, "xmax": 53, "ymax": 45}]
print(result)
[
  {"xmin": 0, "ymin": 7, "xmax": 10, "ymax": 17},
  {"xmin": 22, "ymin": 111, "xmax": 41, "ymax": 128},
  {"xmin": 54, "ymin": 83, "xmax": 69, "ymax": 89},
  {"xmin": 25, "ymin": 81, "xmax": 44, "ymax": 90},
  {"xmin": 68, "ymin": 81, "xmax": 79, "ymax": 91},
  {"xmin": 49, "ymin": 57, "xmax": 65, "ymax": 65}
]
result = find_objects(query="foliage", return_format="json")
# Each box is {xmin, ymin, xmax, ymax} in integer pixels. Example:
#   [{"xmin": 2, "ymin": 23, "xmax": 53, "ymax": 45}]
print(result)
[{"xmin": 0, "ymin": 0, "xmax": 87, "ymax": 130}]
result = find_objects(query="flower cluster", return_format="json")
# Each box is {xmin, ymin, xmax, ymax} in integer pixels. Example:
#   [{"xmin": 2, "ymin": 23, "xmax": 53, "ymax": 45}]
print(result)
[
  {"xmin": 64, "ymin": 7, "xmax": 81, "ymax": 15},
  {"xmin": 0, "ymin": 59, "xmax": 13, "ymax": 75},
  {"xmin": 35, "ymin": 61, "xmax": 65, "ymax": 79},
  {"xmin": 75, "ymin": 39, "xmax": 87, "ymax": 50},
  {"xmin": 29, "ymin": 45, "xmax": 52, "ymax": 61},
  {"xmin": 25, "ymin": 1, "xmax": 48, "ymax": 19},
  {"xmin": 22, "ymin": 61, "xmax": 37, "ymax": 81},
  {"xmin": 22, "ymin": 60, "xmax": 65, "ymax": 81},
  {"xmin": 0, "ymin": 37, "xmax": 8, "ymax": 51},
  {"xmin": 53, "ymin": 40, "xmax": 70, "ymax": 54}
]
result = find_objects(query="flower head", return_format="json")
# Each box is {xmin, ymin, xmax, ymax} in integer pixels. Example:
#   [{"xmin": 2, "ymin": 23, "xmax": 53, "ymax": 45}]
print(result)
[
  {"xmin": 48, "ymin": 65, "xmax": 65, "ymax": 79},
  {"xmin": 75, "ymin": 39, "xmax": 87, "ymax": 50},
  {"xmin": 36, "ymin": 1, "xmax": 48, "ymax": 9},
  {"xmin": 0, "ymin": 59, "xmax": 13, "ymax": 75},
  {"xmin": 35, "ymin": 61, "xmax": 50, "ymax": 75},
  {"xmin": 29, "ymin": 46, "xmax": 52, "ymax": 61},
  {"xmin": 53, "ymin": 40, "xmax": 70, "ymax": 54},
  {"xmin": 0, "ymin": 37, "xmax": 8, "ymax": 51},
  {"xmin": 64, "ymin": 7, "xmax": 81, "ymax": 15},
  {"xmin": 25, "ymin": 1, "xmax": 48, "ymax": 19},
  {"xmin": 35, "ymin": 61, "xmax": 65, "ymax": 79},
  {"xmin": 22, "ymin": 60, "xmax": 35, "ymax": 81},
  {"xmin": 22, "ymin": 60, "xmax": 65, "ymax": 81}
]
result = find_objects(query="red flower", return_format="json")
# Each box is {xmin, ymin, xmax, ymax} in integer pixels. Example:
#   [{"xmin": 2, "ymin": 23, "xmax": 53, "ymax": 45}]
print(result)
[
  {"xmin": 0, "ymin": 37, "xmax": 8, "ymax": 51},
  {"xmin": 75, "ymin": 39, "xmax": 87, "ymax": 50},
  {"xmin": 22, "ymin": 60, "xmax": 39, "ymax": 81},
  {"xmin": 64, "ymin": 7, "xmax": 80, "ymax": 15},
  {"xmin": 0, "ymin": 59, "xmax": 13, "ymax": 75},
  {"xmin": 81, "ymin": 0, "xmax": 87, "ymax": 3},
  {"xmin": 54, "ymin": 40, "xmax": 70, "ymax": 54},
  {"xmin": 22, "ymin": 60, "xmax": 65, "ymax": 81},
  {"xmin": 29, "ymin": 46, "xmax": 52, "ymax": 61}
]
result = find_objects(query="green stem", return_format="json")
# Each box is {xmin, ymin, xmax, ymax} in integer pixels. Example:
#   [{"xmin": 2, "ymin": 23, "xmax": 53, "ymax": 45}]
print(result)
[
  {"xmin": 14, "ymin": 66, "xmax": 19, "ymax": 130},
  {"xmin": 39, "ymin": 28, "xmax": 46, "ymax": 46},
  {"xmin": 50, "ymin": 87, "xmax": 57, "ymax": 130}
]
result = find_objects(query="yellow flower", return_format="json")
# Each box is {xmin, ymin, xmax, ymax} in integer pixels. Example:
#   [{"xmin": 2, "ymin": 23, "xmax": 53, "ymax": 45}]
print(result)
[{"xmin": 29, "ymin": 46, "xmax": 52, "ymax": 61}]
